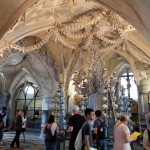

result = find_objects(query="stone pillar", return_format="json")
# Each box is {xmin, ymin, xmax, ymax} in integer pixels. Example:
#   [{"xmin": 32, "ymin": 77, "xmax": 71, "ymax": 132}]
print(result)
[
  {"xmin": 40, "ymin": 110, "xmax": 46, "ymax": 138},
  {"xmin": 139, "ymin": 77, "xmax": 150, "ymax": 115}
]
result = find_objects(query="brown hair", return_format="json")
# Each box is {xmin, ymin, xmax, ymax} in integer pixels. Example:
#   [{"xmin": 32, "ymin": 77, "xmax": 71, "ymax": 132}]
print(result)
[{"xmin": 120, "ymin": 114, "xmax": 129, "ymax": 122}]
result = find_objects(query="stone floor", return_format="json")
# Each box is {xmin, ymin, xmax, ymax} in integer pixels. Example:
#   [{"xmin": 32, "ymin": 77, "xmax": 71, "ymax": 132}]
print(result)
[{"xmin": 0, "ymin": 131, "xmax": 143, "ymax": 150}]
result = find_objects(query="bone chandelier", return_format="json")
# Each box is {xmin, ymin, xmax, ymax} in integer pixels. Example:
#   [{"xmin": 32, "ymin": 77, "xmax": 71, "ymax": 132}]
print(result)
[{"xmin": 1, "ymin": 9, "xmax": 150, "ymax": 65}]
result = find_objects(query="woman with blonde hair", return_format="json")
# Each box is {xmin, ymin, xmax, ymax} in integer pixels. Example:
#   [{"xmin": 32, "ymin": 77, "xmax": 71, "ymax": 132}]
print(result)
[{"xmin": 114, "ymin": 114, "xmax": 137, "ymax": 150}]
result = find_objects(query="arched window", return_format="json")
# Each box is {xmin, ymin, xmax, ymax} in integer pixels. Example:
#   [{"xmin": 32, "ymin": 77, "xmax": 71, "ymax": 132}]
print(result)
[
  {"xmin": 15, "ymin": 83, "xmax": 42, "ymax": 129},
  {"xmin": 120, "ymin": 69, "xmax": 138, "ymax": 100}
]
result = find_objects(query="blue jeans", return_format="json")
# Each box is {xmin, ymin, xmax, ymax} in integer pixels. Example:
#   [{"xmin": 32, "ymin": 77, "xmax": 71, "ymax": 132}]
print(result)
[
  {"xmin": 97, "ymin": 139, "xmax": 107, "ymax": 150},
  {"xmin": 45, "ymin": 141, "xmax": 57, "ymax": 150}
]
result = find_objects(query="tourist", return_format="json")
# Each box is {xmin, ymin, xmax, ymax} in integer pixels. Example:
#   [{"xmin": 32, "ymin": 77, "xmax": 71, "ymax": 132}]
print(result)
[
  {"xmin": 10, "ymin": 109, "xmax": 23, "ymax": 148},
  {"xmin": 22, "ymin": 112, "xmax": 27, "ymax": 142},
  {"xmin": 43, "ymin": 115, "xmax": 59, "ymax": 150},
  {"xmin": 94, "ymin": 110, "xmax": 108, "ymax": 150},
  {"xmin": 0, "ymin": 107, "xmax": 7, "ymax": 144},
  {"xmin": 145, "ymin": 112, "xmax": 150, "ymax": 128},
  {"xmin": 143, "ymin": 128, "xmax": 150, "ymax": 150},
  {"xmin": 81, "ymin": 108, "xmax": 94, "ymax": 150},
  {"xmin": 67, "ymin": 105, "xmax": 85, "ymax": 150},
  {"xmin": 114, "ymin": 114, "xmax": 137, "ymax": 150}
]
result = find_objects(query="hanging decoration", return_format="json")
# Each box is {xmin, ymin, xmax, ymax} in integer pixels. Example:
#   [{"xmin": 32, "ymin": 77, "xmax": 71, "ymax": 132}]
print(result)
[
  {"xmin": 52, "ymin": 82, "xmax": 66, "ymax": 136},
  {"xmin": 119, "ymin": 85, "xmax": 132, "ymax": 117},
  {"xmin": 100, "ymin": 66, "xmax": 119, "ymax": 121},
  {"xmin": 1, "ymin": 9, "xmax": 150, "ymax": 66}
]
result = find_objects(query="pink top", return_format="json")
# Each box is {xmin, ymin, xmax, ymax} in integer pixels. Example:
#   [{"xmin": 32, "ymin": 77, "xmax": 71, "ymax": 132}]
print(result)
[{"xmin": 114, "ymin": 123, "xmax": 131, "ymax": 150}]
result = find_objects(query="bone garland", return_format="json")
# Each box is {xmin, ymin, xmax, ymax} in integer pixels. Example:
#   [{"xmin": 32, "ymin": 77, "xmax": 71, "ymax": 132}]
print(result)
[
  {"xmin": 62, "ymin": 30, "xmax": 91, "ymax": 39},
  {"xmin": 2, "ymin": 32, "xmax": 52, "ymax": 53},
  {"xmin": 108, "ymin": 12, "xmax": 127, "ymax": 30},
  {"xmin": 54, "ymin": 29, "xmax": 77, "ymax": 49},
  {"xmin": 98, "ymin": 39, "xmax": 124, "ymax": 54},
  {"xmin": 55, "ymin": 14, "xmax": 104, "ymax": 31},
  {"xmin": 82, "ymin": 35, "xmax": 94, "ymax": 50},
  {"xmin": 125, "ymin": 41, "xmax": 150, "ymax": 65},
  {"xmin": 74, "ymin": 51, "xmax": 84, "ymax": 71}
]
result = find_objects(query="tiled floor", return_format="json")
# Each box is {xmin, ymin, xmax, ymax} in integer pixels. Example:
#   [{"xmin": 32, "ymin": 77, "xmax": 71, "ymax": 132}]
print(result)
[
  {"xmin": 0, "ymin": 131, "xmax": 143, "ymax": 150},
  {"xmin": 0, "ymin": 131, "xmax": 45, "ymax": 150}
]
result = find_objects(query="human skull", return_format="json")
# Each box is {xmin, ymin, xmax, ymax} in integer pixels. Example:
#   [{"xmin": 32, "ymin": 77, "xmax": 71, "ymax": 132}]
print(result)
[
  {"xmin": 102, "ymin": 112, "xmax": 108, "ymax": 119},
  {"xmin": 102, "ymin": 104, "xmax": 108, "ymax": 110},
  {"xmin": 113, "ymin": 104, "xmax": 118, "ymax": 110},
  {"xmin": 103, "ymin": 89, "xmax": 107, "ymax": 94},
  {"xmin": 102, "ymin": 96, "xmax": 108, "ymax": 103},
  {"xmin": 110, "ymin": 87, "xmax": 115, "ymax": 93},
  {"xmin": 114, "ymin": 112, "xmax": 120, "ymax": 118},
  {"xmin": 111, "ymin": 96, "xmax": 117, "ymax": 102}
]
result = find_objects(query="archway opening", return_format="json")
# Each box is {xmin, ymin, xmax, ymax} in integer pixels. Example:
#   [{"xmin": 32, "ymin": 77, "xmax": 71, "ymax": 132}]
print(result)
[{"xmin": 15, "ymin": 82, "xmax": 43, "ymax": 130}]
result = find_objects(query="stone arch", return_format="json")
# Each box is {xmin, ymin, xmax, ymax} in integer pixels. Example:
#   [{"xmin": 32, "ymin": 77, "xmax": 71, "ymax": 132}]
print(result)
[
  {"xmin": 101, "ymin": 49, "xmax": 140, "ymax": 84},
  {"xmin": 8, "ymin": 69, "xmax": 44, "ymax": 127},
  {"xmin": 0, "ymin": 52, "xmax": 57, "ymax": 108}
]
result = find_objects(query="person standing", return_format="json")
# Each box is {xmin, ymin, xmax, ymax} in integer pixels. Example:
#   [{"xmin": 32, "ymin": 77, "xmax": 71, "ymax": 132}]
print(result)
[
  {"xmin": 143, "ymin": 128, "xmax": 150, "ymax": 150},
  {"xmin": 22, "ymin": 112, "xmax": 27, "ymax": 142},
  {"xmin": 67, "ymin": 105, "xmax": 85, "ymax": 150},
  {"xmin": 43, "ymin": 115, "xmax": 59, "ymax": 150},
  {"xmin": 81, "ymin": 108, "xmax": 94, "ymax": 150},
  {"xmin": 94, "ymin": 110, "xmax": 107, "ymax": 150},
  {"xmin": 145, "ymin": 112, "xmax": 150, "ymax": 128},
  {"xmin": 114, "ymin": 114, "xmax": 137, "ymax": 150},
  {"xmin": 10, "ymin": 109, "xmax": 23, "ymax": 148},
  {"xmin": 0, "ymin": 107, "xmax": 7, "ymax": 144}
]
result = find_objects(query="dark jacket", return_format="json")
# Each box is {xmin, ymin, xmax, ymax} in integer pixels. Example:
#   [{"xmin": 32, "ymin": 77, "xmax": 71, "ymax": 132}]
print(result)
[{"xmin": 15, "ymin": 115, "xmax": 22, "ymax": 130}]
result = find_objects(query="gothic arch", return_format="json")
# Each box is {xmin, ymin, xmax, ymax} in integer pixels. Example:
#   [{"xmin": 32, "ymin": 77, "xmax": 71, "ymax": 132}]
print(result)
[{"xmin": 100, "ymin": 49, "xmax": 140, "ymax": 84}]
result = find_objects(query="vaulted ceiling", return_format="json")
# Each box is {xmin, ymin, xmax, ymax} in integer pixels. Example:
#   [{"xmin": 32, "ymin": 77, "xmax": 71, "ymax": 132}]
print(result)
[{"xmin": 0, "ymin": 0, "xmax": 150, "ymax": 93}]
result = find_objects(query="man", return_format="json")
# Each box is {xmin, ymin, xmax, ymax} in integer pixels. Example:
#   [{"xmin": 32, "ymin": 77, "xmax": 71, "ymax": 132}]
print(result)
[
  {"xmin": 94, "ymin": 110, "xmax": 107, "ymax": 150},
  {"xmin": 0, "ymin": 107, "xmax": 7, "ymax": 144},
  {"xmin": 10, "ymin": 109, "xmax": 23, "ymax": 148},
  {"xmin": 68, "ymin": 105, "xmax": 85, "ymax": 150},
  {"xmin": 82, "ymin": 108, "xmax": 94, "ymax": 150}
]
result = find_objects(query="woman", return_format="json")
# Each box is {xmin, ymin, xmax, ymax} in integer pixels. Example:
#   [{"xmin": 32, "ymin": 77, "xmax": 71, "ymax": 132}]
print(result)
[
  {"xmin": 114, "ymin": 114, "xmax": 136, "ymax": 150},
  {"xmin": 143, "ymin": 128, "xmax": 150, "ymax": 150},
  {"xmin": 43, "ymin": 115, "xmax": 59, "ymax": 150}
]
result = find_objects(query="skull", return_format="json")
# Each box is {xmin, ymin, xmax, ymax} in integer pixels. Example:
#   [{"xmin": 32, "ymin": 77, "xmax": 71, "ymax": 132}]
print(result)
[
  {"xmin": 111, "ymin": 96, "xmax": 117, "ymax": 102},
  {"xmin": 102, "ymin": 104, "xmax": 108, "ymax": 110},
  {"xmin": 110, "ymin": 87, "xmax": 115, "ymax": 93},
  {"xmin": 114, "ymin": 112, "xmax": 120, "ymax": 118},
  {"xmin": 113, "ymin": 104, "xmax": 118, "ymax": 110},
  {"xmin": 102, "ymin": 112, "xmax": 108, "ymax": 119},
  {"xmin": 102, "ymin": 96, "xmax": 108, "ymax": 103},
  {"xmin": 103, "ymin": 89, "xmax": 107, "ymax": 94}
]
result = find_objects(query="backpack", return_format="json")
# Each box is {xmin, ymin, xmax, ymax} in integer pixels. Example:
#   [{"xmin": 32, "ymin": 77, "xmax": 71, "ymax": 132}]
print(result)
[
  {"xmin": 45, "ymin": 125, "xmax": 57, "ymax": 142},
  {"xmin": 97, "ymin": 119, "xmax": 108, "ymax": 139},
  {"xmin": 74, "ymin": 123, "xmax": 86, "ymax": 150}
]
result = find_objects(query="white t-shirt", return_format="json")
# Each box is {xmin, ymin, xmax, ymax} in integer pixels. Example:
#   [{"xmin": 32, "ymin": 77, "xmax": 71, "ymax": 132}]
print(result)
[{"xmin": 22, "ymin": 117, "xmax": 27, "ymax": 128}]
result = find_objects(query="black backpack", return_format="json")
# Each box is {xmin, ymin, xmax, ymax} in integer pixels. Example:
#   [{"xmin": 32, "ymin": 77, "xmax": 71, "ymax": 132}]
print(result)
[
  {"xmin": 45, "ymin": 125, "xmax": 57, "ymax": 142},
  {"xmin": 97, "ymin": 119, "xmax": 108, "ymax": 139}
]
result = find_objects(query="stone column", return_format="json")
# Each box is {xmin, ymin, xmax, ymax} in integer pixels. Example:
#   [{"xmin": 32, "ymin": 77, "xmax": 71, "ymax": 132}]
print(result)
[{"xmin": 40, "ymin": 110, "xmax": 46, "ymax": 138}]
